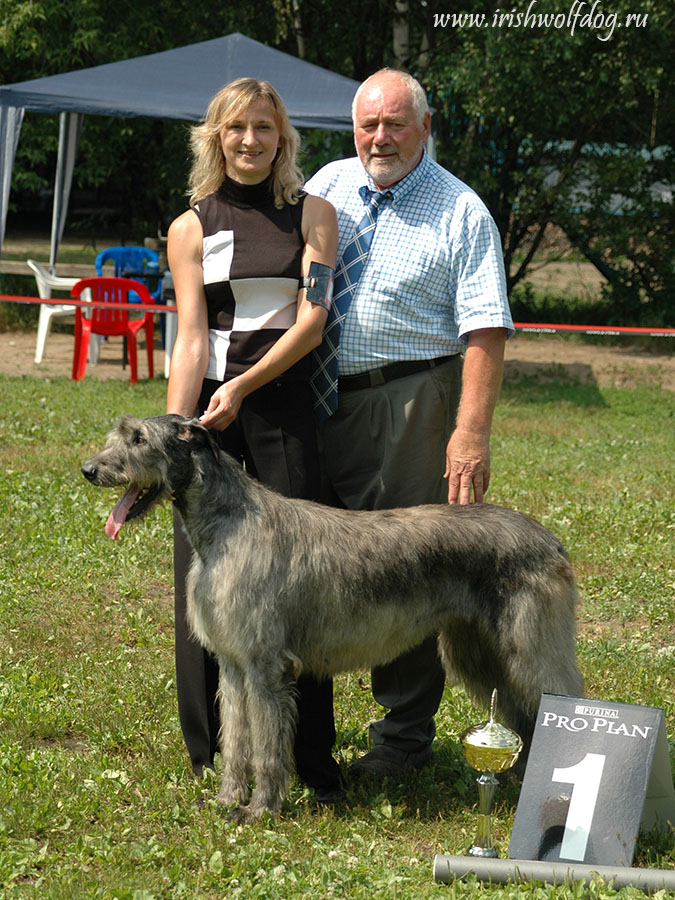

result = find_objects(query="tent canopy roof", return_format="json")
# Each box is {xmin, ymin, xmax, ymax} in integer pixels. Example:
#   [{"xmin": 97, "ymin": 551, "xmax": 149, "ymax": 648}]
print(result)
[{"xmin": 0, "ymin": 32, "xmax": 358, "ymax": 130}]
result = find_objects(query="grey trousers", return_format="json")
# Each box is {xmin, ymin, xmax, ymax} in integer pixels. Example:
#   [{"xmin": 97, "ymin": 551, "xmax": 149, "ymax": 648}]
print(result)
[{"xmin": 320, "ymin": 355, "xmax": 463, "ymax": 751}]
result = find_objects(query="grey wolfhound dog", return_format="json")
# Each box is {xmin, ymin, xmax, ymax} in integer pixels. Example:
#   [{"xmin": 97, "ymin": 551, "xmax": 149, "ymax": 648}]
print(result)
[{"xmin": 82, "ymin": 414, "xmax": 583, "ymax": 821}]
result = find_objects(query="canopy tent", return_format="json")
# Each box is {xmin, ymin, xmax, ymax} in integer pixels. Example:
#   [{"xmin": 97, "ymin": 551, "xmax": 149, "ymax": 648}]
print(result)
[{"xmin": 0, "ymin": 32, "xmax": 360, "ymax": 268}]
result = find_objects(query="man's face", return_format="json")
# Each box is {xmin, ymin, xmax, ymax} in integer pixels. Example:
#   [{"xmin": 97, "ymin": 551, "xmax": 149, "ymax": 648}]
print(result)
[{"xmin": 353, "ymin": 76, "xmax": 430, "ymax": 189}]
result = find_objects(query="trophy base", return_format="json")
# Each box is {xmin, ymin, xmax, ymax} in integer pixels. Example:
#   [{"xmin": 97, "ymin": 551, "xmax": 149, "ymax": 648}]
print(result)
[{"xmin": 467, "ymin": 844, "xmax": 499, "ymax": 858}]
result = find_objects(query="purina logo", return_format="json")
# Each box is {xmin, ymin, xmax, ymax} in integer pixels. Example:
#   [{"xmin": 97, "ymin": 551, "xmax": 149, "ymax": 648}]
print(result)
[{"xmin": 574, "ymin": 705, "xmax": 619, "ymax": 718}]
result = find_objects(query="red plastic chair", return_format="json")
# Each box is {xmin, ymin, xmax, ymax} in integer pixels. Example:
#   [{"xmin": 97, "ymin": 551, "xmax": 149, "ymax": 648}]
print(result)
[{"xmin": 70, "ymin": 277, "xmax": 155, "ymax": 383}]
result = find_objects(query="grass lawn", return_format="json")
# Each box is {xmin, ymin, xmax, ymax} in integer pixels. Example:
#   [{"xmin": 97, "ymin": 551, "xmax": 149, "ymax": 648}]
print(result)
[{"xmin": 0, "ymin": 369, "xmax": 673, "ymax": 898}]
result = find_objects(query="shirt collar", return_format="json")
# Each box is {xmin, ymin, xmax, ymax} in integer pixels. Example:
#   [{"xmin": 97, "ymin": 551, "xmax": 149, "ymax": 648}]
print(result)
[{"xmin": 359, "ymin": 150, "xmax": 431, "ymax": 207}]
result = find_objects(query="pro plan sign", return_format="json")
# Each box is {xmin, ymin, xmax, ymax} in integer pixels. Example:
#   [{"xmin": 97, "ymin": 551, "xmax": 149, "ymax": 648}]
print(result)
[{"xmin": 509, "ymin": 694, "xmax": 675, "ymax": 867}]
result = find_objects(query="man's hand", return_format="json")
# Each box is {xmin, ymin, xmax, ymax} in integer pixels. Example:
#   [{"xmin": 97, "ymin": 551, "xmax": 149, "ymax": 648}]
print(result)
[{"xmin": 445, "ymin": 428, "xmax": 490, "ymax": 504}]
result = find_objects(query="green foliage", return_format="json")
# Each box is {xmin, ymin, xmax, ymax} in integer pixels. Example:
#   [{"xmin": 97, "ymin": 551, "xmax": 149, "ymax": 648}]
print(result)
[
  {"xmin": 300, "ymin": 128, "xmax": 355, "ymax": 180},
  {"xmin": 555, "ymin": 145, "xmax": 674, "ymax": 324},
  {"xmin": 0, "ymin": 366, "xmax": 673, "ymax": 897},
  {"xmin": 417, "ymin": 0, "xmax": 673, "ymax": 320},
  {"xmin": 0, "ymin": 275, "xmax": 39, "ymax": 330}
]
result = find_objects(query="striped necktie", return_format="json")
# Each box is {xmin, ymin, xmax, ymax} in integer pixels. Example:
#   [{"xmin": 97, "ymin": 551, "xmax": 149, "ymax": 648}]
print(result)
[{"xmin": 311, "ymin": 187, "xmax": 391, "ymax": 422}]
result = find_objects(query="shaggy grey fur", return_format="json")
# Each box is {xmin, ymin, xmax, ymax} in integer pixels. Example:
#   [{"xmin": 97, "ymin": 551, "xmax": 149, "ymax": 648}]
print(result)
[{"xmin": 82, "ymin": 414, "xmax": 584, "ymax": 821}]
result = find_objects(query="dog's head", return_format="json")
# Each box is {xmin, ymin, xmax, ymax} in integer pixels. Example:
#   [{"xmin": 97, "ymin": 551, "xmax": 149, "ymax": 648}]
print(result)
[{"xmin": 81, "ymin": 414, "xmax": 218, "ymax": 539}]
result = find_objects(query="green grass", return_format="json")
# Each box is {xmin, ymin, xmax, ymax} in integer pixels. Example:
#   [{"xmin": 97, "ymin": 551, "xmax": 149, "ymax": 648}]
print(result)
[{"xmin": 0, "ymin": 371, "xmax": 673, "ymax": 898}]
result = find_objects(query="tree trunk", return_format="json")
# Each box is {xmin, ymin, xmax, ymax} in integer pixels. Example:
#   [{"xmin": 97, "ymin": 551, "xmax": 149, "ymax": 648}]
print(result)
[
  {"xmin": 290, "ymin": 0, "xmax": 305, "ymax": 58},
  {"xmin": 392, "ymin": 0, "xmax": 409, "ymax": 70}
]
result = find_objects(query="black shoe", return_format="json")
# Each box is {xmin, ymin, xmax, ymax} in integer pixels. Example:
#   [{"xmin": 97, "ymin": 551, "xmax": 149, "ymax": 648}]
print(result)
[
  {"xmin": 313, "ymin": 784, "xmax": 346, "ymax": 805},
  {"xmin": 348, "ymin": 744, "xmax": 433, "ymax": 780}
]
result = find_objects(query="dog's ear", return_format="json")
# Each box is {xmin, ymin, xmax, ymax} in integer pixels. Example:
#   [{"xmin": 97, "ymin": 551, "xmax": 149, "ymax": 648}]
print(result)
[
  {"xmin": 175, "ymin": 417, "xmax": 220, "ymax": 461},
  {"xmin": 116, "ymin": 413, "xmax": 140, "ymax": 437}
]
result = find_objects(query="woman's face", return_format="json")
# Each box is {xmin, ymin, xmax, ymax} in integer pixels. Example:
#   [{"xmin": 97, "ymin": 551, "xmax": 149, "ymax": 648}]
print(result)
[{"xmin": 220, "ymin": 98, "xmax": 281, "ymax": 185}]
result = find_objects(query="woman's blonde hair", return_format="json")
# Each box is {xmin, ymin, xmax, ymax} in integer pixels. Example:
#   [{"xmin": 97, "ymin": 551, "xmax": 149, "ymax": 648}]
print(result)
[{"xmin": 187, "ymin": 77, "xmax": 303, "ymax": 208}]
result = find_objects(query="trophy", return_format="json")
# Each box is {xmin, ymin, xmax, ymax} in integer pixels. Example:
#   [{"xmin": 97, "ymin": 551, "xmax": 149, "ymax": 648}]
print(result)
[{"xmin": 460, "ymin": 689, "xmax": 523, "ymax": 858}]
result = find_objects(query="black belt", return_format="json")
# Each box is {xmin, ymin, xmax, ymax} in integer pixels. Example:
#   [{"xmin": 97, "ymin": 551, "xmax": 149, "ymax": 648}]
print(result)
[{"xmin": 338, "ymin": 355, "xmax": 456, "ymax": 392}]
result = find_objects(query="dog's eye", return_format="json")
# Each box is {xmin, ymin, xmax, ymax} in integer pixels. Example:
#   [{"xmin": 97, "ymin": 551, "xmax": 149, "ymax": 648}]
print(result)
[{"xmin": 133, "ymin": 432, "xmax": 147, "ymax": 446}]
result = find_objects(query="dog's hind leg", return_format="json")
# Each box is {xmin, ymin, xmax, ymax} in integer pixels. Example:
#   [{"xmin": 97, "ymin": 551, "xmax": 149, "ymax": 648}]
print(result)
[
  {"xmin": 234, "ymin": 656, "xmax": 299, "ymax": 822},
  {"xmin": 216, "ymin": 659, "xmax": 252, "ymax": 810}
]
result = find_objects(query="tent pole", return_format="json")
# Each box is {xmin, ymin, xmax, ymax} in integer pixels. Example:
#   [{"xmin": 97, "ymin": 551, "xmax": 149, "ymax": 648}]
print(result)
[
  {"xmin": 49, "ymin": 111, "xmax": 82, "ymax": 274},
  {"xmin": 0, "ymin": 105, "xmax": 25, "ymax": 262}
]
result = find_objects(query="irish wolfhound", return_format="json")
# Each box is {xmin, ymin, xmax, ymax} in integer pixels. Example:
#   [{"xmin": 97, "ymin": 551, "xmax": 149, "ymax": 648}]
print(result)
[{"xmin": 81, "ymin": 414, "xmax": 583, "ymax": 821}]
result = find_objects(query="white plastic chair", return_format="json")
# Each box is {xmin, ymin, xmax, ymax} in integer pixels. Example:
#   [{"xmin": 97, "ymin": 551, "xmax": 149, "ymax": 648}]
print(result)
[{"xmin": 27, "ymin": 260, "xmax": 98, "ymax": 364}]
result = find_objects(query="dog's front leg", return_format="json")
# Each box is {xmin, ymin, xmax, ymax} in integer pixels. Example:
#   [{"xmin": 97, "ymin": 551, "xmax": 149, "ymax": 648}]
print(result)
[
  {"xmin": 216, "ymin": 658, "xmax": 252, "ymax": 810},
  {"xmin": 235, "ymin": 662, "xmax": 298, "ymax": 822}
]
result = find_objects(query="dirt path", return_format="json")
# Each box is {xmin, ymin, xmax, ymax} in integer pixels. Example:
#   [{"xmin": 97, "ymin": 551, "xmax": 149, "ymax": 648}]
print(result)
[
  {"xmin": 0, "ymin": 330, "xmax": 159, "ymax": 381},
  {"xmin": 502, "ymin": 333, "xmax": 674, "ymax": 391},
  {"xmin": 0, "ymin": 328, "xmax": 672, "ymax": 389}
]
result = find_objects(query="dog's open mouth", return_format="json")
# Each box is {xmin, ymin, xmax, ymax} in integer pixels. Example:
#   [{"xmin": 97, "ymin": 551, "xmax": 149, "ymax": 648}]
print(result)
[{"xmin": 106, "ymin": 485, "xmax": 162, "ymax": 540}]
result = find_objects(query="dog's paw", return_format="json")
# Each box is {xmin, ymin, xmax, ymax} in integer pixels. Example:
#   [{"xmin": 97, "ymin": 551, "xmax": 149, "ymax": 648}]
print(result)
[
  {"xmin": 240, "ymin": 804, "xmax": 278, "ymax": 824},
  {"xmin": 222, "ymin": 803, "xmax": 276, "ymax": 824},
  {"xmin": 223, "ymin": 803, "xmax": 247, "ymax": 824},
  {"xmin": 217, "ymin": 781, "xmax": 250, "ymax": 809}
]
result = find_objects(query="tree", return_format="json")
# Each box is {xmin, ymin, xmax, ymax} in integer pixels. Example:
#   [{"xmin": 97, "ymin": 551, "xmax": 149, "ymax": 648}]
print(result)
[
  {"xmin": 274, "ymin": 0, "xmax": 673, "ymax": 321},
  {"xmin": 414, "ymin": 0, "xmax": 673, "ymax": 320},
  {"xmin": 553, "ymin": 145, "xmax": 674, "ymax": 324}
]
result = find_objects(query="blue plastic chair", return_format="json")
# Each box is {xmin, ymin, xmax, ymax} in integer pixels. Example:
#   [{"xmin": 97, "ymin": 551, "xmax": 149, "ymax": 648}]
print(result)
[
  {"xmin": 95, "ymin": 246, "xmax": 166, "ymax": 348},
  {"xmin": 95, "ymin": 246, "xmax": 161, "ymax": 301}
]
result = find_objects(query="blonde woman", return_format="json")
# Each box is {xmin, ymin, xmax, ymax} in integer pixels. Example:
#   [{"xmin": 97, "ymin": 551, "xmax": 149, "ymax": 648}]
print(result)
[{"xmin": 167, "ymin": 78, "xmax": 341, "ymax": 803}]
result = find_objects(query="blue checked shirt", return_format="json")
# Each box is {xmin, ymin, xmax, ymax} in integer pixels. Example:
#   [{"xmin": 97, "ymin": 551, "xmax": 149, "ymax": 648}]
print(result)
[{"xmin": 305, "ymin": 152, "xmax": 513, "ymax": 375}]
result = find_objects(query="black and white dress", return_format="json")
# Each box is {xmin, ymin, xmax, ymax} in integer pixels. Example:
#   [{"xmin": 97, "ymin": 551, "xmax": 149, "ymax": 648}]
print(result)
[
  {"xmin": 173, "ymin": 176, "xmax": 340, "ymax": 793},
  {"xmin": 195, "ymin": 175, "xmax": 309, "ymax": 383}
]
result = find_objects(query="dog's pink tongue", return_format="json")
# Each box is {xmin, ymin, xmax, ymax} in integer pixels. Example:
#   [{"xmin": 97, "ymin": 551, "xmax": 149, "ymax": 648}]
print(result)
[{"xmin": 105, "ymin": 488, "xmax": 140, "ymax": 540}]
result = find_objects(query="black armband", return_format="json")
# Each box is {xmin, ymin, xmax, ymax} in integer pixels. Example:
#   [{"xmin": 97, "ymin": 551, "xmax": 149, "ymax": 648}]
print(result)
[{"xmin": 301, "ymin": 261, "xmax": 334, "ymax": 311}]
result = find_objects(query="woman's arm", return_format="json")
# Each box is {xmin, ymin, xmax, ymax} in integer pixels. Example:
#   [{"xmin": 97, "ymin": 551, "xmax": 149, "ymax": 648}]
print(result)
[
  {"xmin": 165, "ymin": 210, "xmax": 210, "ymax": 418},
  {"xmin": 199, "ymin": 195, "xmax": 338, "ymax": 430}
]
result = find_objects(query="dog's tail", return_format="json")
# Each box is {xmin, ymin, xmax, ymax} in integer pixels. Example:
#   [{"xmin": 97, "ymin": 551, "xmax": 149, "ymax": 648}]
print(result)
[{"xmin": 438, "ymin": 565, "xmax": 584, "ymax": 760}]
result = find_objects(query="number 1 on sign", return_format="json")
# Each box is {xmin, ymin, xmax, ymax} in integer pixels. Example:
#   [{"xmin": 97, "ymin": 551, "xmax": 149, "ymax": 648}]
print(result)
[{"xmin": 552, "ymin": 752, "xmax": 606, "ymax": 861}]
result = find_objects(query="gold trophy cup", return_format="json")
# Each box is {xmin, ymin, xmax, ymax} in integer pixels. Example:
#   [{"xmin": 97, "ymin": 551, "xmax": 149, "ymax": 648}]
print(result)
[{"xmin": 460, "ymin": 689, "xmax": 523, "ymax": 858}]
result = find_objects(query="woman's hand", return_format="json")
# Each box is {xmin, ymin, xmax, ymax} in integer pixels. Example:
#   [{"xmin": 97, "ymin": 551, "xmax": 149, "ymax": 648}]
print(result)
[{"xmin": 199, "ymin": 377, "xmax": 247, "ymax": 430}]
